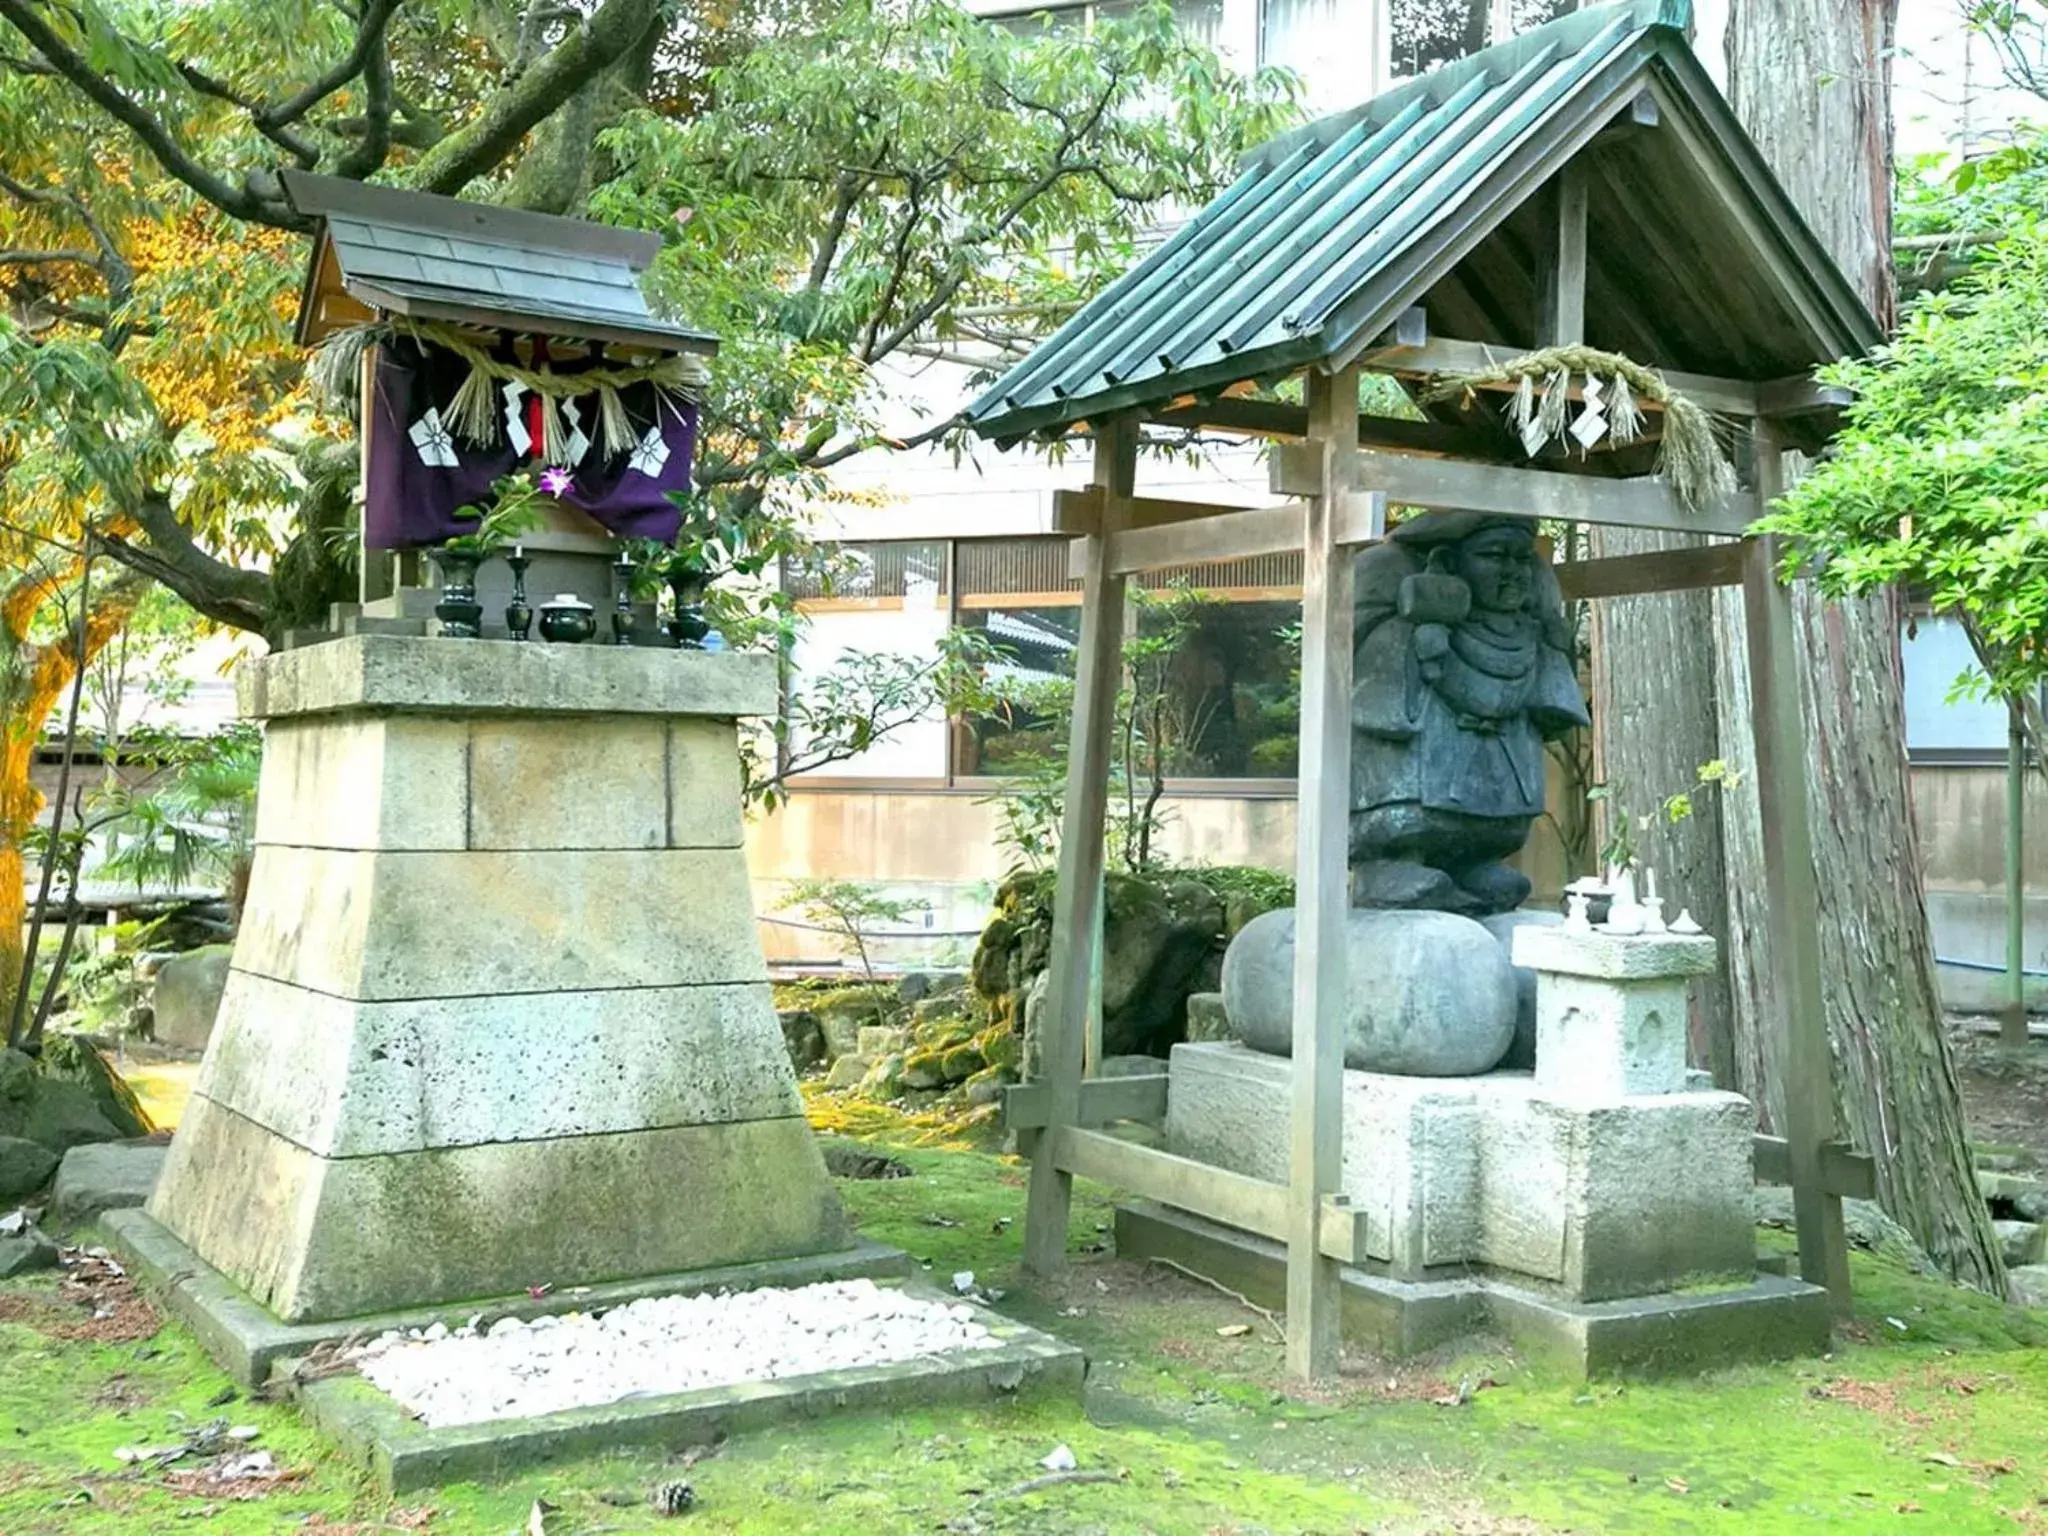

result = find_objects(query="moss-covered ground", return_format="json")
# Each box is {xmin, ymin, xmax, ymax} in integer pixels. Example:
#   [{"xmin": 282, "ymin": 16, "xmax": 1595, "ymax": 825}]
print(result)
[{"xmin": 6, "ymin": 1113, "xmax": 2048, "ymax": 1535}]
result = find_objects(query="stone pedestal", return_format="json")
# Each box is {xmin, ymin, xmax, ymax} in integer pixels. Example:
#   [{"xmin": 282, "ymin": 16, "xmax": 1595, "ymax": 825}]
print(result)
[
  {"xmin": 146, "ymin": 635, "xmax": 848, "ymax": 1324},
  {"xmin": 1512, "ymin": 927, "xmax": 1717, "ymax": 1100}
]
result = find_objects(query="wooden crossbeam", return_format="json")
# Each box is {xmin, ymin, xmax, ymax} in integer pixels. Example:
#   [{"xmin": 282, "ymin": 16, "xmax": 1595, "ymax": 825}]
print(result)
[
  {"xmin": 1065, "ymin": 493, "xmax": 1388, "ymax": 579},
  {"xmin": 1002, "ymin": 1074, "xmax": 1168, "ymax": 1131},
  {"xmin": 1753, "ymin": 1136, "xmax": 1878, "ymax": 1202},
  {"xmin": 1555, "ymin": 539, "xmax": 1753, "ymax": 601},
  {"xmin": 1149, "ymin": 398, "xmax": 1516, "ymax": 461},
  {"xmin": 1047, "ymin": 1126, "xmax": 1368, "ymax": 1265},
  {"xmin": 1757, "ymin": 374, "xmax": 1854, "ymax": 417},
  {"xmin": 1273, "ymin": 442, "xmax": 1762, "ymax": 539}
]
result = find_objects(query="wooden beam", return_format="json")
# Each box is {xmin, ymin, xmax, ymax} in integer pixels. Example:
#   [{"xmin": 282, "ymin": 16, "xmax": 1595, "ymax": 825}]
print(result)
[
  {"xmin": 1742, "ymin": 427, "xmax": 1852, "ymax": 1313},
  {"xmin": 1537, "ymin": 161, "xmax": 1589, "ymax": 348},
  {"xmin": 1051, "ymin": 487, "xmax": 1268, "ymax": 537},
  {"xmin": 1555, "ymin": 539, "xmax": 1752, "ymax": 601},
  {"xmin": 1022, "ymin": 416, "xmax": 1134, "ymax": 1279},
  {"xmin": 1366, "ymin": 336, "xmax": 1762, "ymax": 418},
  {"xmin": 1285, "ymin": 365, "xmax": 1365, "ymax": 1383},
  {"xmin": 1070, "ymin": 494, "xmax": 1385, "ymax": 579},
  {"xmin": 1753, "ymin": 1135, "xmax": 1879, "ymax": 1202},
  {"xmin": 1273, "ymin": 443, "xmax": 1763, "ymax": 538},
  {"xmin": 1149, "ymin": 398, "xmax": 1515, "ymax": 462},
  {"xmin": 1002, "ymin": 1074, "xmax": 1169, "ymax": 1131},
  {"xmin": 1046, "ymin": 1127, "xmax": 1368, "ymax": 1266},
  {"xmin": 1756, "ymin": 374, "xmax": 1855, "ymax": 417}
]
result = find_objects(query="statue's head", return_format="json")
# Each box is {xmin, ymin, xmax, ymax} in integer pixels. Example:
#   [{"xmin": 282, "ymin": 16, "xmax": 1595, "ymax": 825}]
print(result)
[{"xmin": 1452, "ymin": 523, "xmax": 1535, "ymax": 614}]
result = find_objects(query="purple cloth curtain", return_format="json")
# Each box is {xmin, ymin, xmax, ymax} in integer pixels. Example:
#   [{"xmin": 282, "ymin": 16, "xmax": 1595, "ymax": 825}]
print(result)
[{"xmin": 365, "ymin": 335, "xmax": 698, "ymax": 550}]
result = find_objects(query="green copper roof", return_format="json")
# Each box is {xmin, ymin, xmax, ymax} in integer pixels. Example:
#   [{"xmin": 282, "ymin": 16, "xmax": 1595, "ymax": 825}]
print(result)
[{"xmin": 967, "ymin": 0, "xmax": 1877, "ymax": 442}]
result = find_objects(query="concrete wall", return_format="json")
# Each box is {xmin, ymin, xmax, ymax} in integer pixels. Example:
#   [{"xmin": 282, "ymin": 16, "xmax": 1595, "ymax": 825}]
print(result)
[{"xmin": 1916, "ymin": 765, "xmax": 2048, "ymax": 1013}]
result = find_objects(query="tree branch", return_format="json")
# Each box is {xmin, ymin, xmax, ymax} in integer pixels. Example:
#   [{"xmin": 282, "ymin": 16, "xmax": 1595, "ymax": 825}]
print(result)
[
  {"xmin": 0, "ymin": 0, "xmax": 299, "ymax": 227},
  {"xmin": 331, "ymin": 20, "xmax": 395, "ymax": 179},
  {"xmin": 409, "ymin": 0, "xmax": 660, "ymax": 195},
  {"xmin": 175, "ymin": 61, "xmax": 321, "ymax": 168},
  {"xmin": 96, "ymin": 494, "xmax": 272, "ymax": 637},
  {"xmin": 0, "ymin": 248, "xmax": 97, "ymax": 267}
]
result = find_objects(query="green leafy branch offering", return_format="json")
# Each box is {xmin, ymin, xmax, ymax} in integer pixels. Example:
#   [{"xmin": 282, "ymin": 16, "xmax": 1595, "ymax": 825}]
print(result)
[
  {"xmin": 1588, "ymin": 759, "xmax": 1741, "ymax": 875},
  {"xmin": 440, "ymin": 474, "xmax": 548, "ymax": 555}
]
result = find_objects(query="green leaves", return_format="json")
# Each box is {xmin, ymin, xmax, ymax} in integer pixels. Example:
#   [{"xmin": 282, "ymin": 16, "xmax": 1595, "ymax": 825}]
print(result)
[{"xmin": 1761, "ymin": 178, "xmax": 2048, "ymax": 713}]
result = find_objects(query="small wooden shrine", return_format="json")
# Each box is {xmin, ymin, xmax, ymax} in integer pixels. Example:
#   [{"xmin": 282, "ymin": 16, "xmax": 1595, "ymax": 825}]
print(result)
[
  {"xmin": 281, "ymin": 171, "xmax": 720, "ymax": 634},
  {"xmin": 970, "ymin": 0, "xmax": 1882, "ymax": 1380}
]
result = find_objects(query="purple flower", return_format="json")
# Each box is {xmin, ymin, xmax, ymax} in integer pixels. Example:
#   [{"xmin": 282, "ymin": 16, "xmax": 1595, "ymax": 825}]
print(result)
[{"xmin": 539, "ymin": 466, "xmax": 575, "ymax": 498}]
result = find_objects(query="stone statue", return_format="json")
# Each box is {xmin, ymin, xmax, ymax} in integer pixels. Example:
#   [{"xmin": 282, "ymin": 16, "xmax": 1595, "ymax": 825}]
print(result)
[{"xmin": 1349, "ymin": 512, "xmax": 1590, "ymax": 915}]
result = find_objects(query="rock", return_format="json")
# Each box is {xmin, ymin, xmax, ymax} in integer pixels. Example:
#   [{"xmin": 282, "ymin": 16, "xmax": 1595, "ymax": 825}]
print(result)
[
  {"xmin": 971, "ymin": 916, "xmax": 1016, "ymax": 998},
  {"xmin": 963, "ymin": 1069, "xmax": 1009, "ymax": 1107},
  {"xmin": 35, "ymin": 1036, "xmax": 152, "ymax": 1140},
  {"xmin": 1221, "ymin": 907, "xmax": 1516, "ymax": 1076},
  {"xmin": 1097, "ymin": 876, "xmax": 1225, "ymax": 1056},
  {"xmin": 1995, "ymin": 1219, "xmax": 2046, "ymax": 1269},
  {"xmin": 0, "ymin": 1052, "xmax": 121, "ymax": 1155},
  {"xmin": 1185, "ymin": 992, "xmax": 1232, "ymax": 1044},
  {"xmin": 818, "ymin": 1014, "xmax": 864, "ymax": 1062},
  {"xmin": 897, "ymin": 972, "xmax": 934, "ymax": 1005},
  {"xmin": 1020, "ymin": 970, "xmax": 1051, "ymax": 1079},
  {"xmin": 858, "ymin": 1026, "xmax": 910, "ymax": 1058},
  {"xmin": 824, "ymin": 1055, "xmax": 872, "ymax": 1090},
  {"xmin": 0, "ymin": 1226, "xmax": 58, "ymax": 1278},
  {"xmin": 1479, "ymin": 909, "xmax": 1563, "ymax": 1071},
  {"xmin": 48, "ymin": 1141, "xmax": 167, "ymax": 1224},
  {"xmin": 151, "ymin": 943, "xmax": 234, "ymax": 1050},
  {"xmin": 1979, "ymin": 1170, "xmax": 2048, "ymax": 1223},
  {"xmin": 778, "ymin": 1010, "xmax": 826, "ymax": 1073},
  {"xmin": 0, "ymin": 1136, "xmax": 58, "ymax": 1202},
  {"xmin": 899, "ymin": 1050, "xmax": 948, "ymax": 1091},
  {"xmin": 1753, "ymin": 1187, "xmax": 1935, "ymax": 1275},
  {"xmin": 911, "ymin": 997, "xmax": 970, "ymax": 1027},
  {"xmin": 975, "ymin": 1024, "xmax": 1021, "ymax": 1075},
  {"xmin": 2009, "ymin": 1263, "xmax": 2048, "ymax": 1309},
  {"xmin": 897, "ymin": 971, "xmax": 965, "ymax": 1006},
  {"xmin": 860, "ymin": 1054, "xmax": 905, "ymax": 1099},
  {"xmin": 937, "ymin": 1042, "xmax": 984, "ymax": 1083}
]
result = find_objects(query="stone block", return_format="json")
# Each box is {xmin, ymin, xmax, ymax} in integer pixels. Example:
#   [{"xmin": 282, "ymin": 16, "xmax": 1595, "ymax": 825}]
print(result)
[
  {"xmin": 668, "ymin": 721, "xmax": 745, "ymax": 849},
  {"xmin": 152, "ymin": 945, "xmax": 233, "ymax": 1050},
  {"xmin": 48, "ymin": 1141, "xmax": 166, "ymax": 1224},
  {"xmin": 1510, "ymin": 927, "xmax": 1718, "ymax": 981},
  {"xmin": 195, "ymin": 973, "xmax": 801, "ymax": 1157},
  {"xmin": 1533, "ymin": 971, "xmax": 1691, "ymax": 1099},
  {"xmin": 239, "ymin": 634, "xmax": 778, "ymax": 722},
  {"xmin": 468, "ymin": 717, "xmax": 667, "ymax": 850},
  {"xmin": 1562, "ymin": 1094, "xmax": 1757, "ymax": 1301},
  {"xmin": 149, "ymin": 1096, "xmax": 847, "ymax": 1323},
  {"xmin": 233, "ymin": 844, "xmax": 765, "ymax": 1000},
  {"xmin": 1165, "ymin": 1041, "xmax": 1758, "ymax": 1299},
  {"xmin": 253, "ymin": 716, "xmax": 468, "ymax": 851},
  {"xmin": 825, "ymin": 1055, "xmax": 871, "ymax": 1089},
  {"xmin": 0, "ymin": 1134, "xmax": 57, "ymax": 1201},
  {"xmin": 2011, "ymin": 1263, "xmax": 2048, "ymax": 1309}
]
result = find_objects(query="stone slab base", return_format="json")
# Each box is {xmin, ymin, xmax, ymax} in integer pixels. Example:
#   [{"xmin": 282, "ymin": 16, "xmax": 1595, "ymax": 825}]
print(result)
[
  {"xmin": 295, "ymin": 1287, "xmax": 1085, "ymax": 1494},
  {"xmin": 1114, "ymin": 1201, "xmax": 1830, "ymax": 1377},
  {"xmin": 103, "ymin": 1206, "xmax": 910, "ymax": 1391}
]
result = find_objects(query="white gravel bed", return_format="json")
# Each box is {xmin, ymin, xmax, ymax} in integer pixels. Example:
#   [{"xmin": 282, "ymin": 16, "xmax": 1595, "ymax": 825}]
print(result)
[{"xmin": 347, "ymin": 1279, "xmax": 1005, "ymax": 1427}]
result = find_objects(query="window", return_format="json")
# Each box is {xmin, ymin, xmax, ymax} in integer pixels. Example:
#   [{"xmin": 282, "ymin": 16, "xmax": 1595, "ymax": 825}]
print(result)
[
  {"xmin": 954, "ymin": 538, "xmax": 1083, "ymax": 777},
  {"xmin": 1902, "ymin": 611, "xmax": 2036, "ymax": 761},
  {"xmin": 784, "ymin": 543, "xmax": 953, "ymax": 782},
  {"xmin": 1135, "ymin": 553, "xmax": 1303, "ymax": 779}
]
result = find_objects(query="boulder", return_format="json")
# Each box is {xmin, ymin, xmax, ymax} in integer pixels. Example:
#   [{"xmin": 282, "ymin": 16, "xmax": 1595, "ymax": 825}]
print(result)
[
  {"xmin": 150, "ymin": 943, "xmax": 234, "ymax": 1050},
  {"xmin": 48, "ymin": 1141, "xmax": 167, "ymax": 1224},
  {"xmin": 1980, "ymin": 1170, "xmax": 2048, "ymax": 1224},
  {"xmin": 0, "ymin": 1227, "xmax": 58, "ymax": 1278},
  {"xmin": 818, "ymin": 1013, "xmax": 864, "ymax": 1062},
  {"xmin": 1097, "ymin": 877, "xmax": 1225, "ymax": 1056},
  {"xmin": 857, "ymin": 1025, "xmax": 910, "ymax": 1058},
  {"xmin": 1479, "ymin": 909, "xmax": 1564, "ymax": 1071},
  {"xmin": 0, "ymin": 1136, "xmax": 58, "ymax": 1202},
  {"xmin": 2010, "ymin": 1263, "xmax": 2048, "ymax": 1310},
  {"xmin": 1995, "ymin": 1219, "xmax": 2046, "ymax": 1269},
  {"xmin": 1754, "ymin": 1187, "xmax": 1935, "ymax": 1275},
  {"xmin": 963, "ymin": 1069, "xmax": 1008, "ymax": 1108},
  {"xmin": 937, "ymin": 1042, "xmax": 984, "ymax": 1083},
  {"xmin": 0, "ymin": 1053, "xmax": 121, "ymax": 1154},
  {"xmin": 1221, "ymin": 907, "xmax": 1516, "ymax": 1076},
  {"xmin": 860, "ymin": 1053, "xmax": 906, "ymax": 1099},
  {"xmin": 899, "ymin": 1048, "xmax": 948, "ymax": 1090},
  {"xmin": 824, "ymin": 1055, "xmax": 871, "ymax": 1090}
]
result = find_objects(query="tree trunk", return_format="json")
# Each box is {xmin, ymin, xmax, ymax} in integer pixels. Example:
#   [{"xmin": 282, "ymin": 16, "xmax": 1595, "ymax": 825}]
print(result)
[
  {"xmin": 1587, "ymin": 526, "xmax": 1736, "ymax": 1085},
  {"xmin": 1721, "ymin": 0, "xmax": 2005, "ymax": 1289}
]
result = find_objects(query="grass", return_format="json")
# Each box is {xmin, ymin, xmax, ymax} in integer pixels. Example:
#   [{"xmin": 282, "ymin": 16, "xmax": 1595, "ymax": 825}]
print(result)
[{"xmin": 5, "ymin": 1122, "xmax": 2048, "ymax": 1534}]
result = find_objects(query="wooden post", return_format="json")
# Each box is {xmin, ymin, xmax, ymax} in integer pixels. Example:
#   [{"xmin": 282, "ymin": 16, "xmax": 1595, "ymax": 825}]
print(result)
[
  {"xmin": 1022, "ymin": 416, "xmax": 1136, "ymax": 1278},
  {"xmin": 1536, "ymin": 161, "xmax": 1588, "ymax": 348},
  {"xmin": 2004, "ymin": 701, "xmax": 2029, "ymax": 1048},
  {"xmin": 358, "ymin": 342, "xmax": 395, "ymax": 606},
  {"xmin": 1286, "ymin": 365, "xmax": 1362, "ymax": 1380},
  {"xmin": 1742, "ymin": 424, "xmax": 1851, "ymax": 1310}
]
